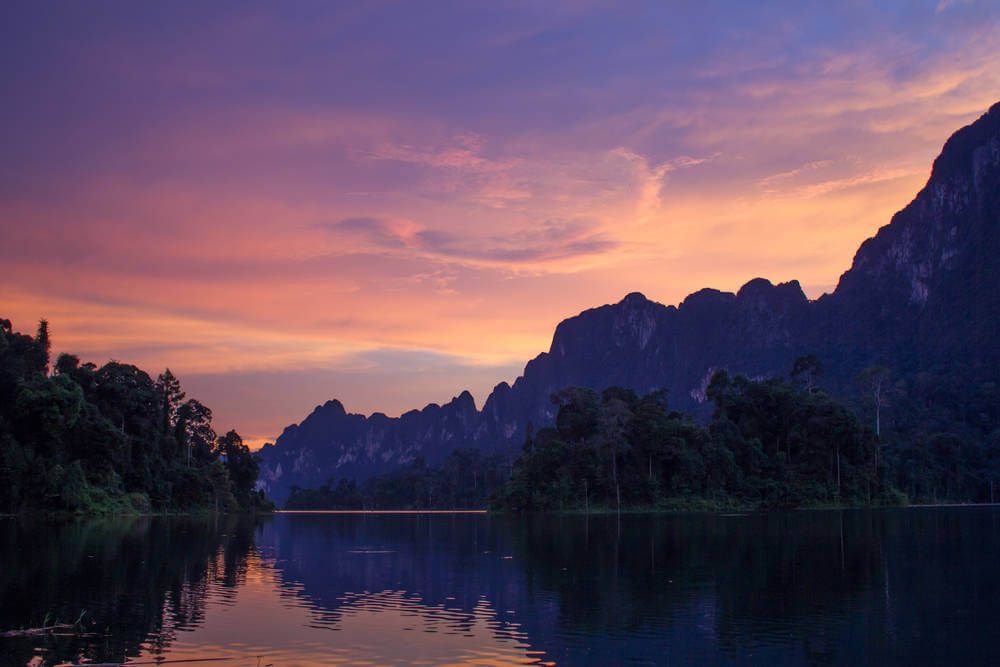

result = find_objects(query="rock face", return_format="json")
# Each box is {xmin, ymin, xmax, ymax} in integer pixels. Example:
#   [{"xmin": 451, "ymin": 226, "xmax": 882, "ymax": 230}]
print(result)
[{"xmin": 258, "ymin": 102, "xmax": 1000, "ymax": 504}]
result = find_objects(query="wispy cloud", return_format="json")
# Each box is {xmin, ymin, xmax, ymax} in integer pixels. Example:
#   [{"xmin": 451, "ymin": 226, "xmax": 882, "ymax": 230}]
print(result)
[{"xmin": 3, "ymin": 1, "xmax": 999, "ymax": 439}]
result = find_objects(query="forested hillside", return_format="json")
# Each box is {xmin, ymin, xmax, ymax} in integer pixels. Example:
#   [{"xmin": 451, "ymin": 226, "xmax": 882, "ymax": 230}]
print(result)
[
  {"xmin": 495, "ymin": 360, "xmax": 1000, "ymax": 511},
  {"xmin": 284, "ymin": 356, "xmax": 1000, "ymax": 511},
  {"xmin": 0, "ymin": 318, "xmax": 272, "ymax": 514}
]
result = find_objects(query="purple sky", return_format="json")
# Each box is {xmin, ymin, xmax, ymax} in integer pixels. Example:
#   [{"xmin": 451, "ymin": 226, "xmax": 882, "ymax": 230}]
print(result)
[{"xmin": 3, "ymin": 1, "xmax": 999, "ymax": 446}]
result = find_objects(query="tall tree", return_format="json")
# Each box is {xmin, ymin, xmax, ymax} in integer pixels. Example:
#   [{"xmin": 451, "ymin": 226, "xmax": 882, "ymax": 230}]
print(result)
[
  {"xmin": 155, "ymin": 369, "xmax": 185, "ymax": 435},
  {"xmin": 217, "ymin": 430, "xmax": 259, "ymax": 510},
  {"xmin": 35, "ymin": 319, "xmax": 50, "ymax": 375},
  {"xmin": 791, "ymin": 354, "xmax": 823, "ymax": 392},
  {"xmin": 175, "ymin": 399, "xmax": 215, "ymax": 466},
  {"xmin": 857, "ymin": 366, "xmax": 890, "ymax": 438},
  {"xmin": 599, "ymin": 389, "xmax": 634, "ymax": 512}
]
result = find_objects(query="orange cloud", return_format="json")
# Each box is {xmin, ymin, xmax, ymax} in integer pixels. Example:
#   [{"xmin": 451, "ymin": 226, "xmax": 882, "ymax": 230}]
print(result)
[{"xmin": 4, "ymin": 2, "xmax": 1000, "ymax": 443}]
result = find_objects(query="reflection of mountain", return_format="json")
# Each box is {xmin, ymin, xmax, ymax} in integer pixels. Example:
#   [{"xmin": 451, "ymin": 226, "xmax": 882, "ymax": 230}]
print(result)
[
  {"xmin": 259, "ymin": 511, "xmax": 1000, "ymax": 666},
  {"xmin": 256, "ymin": 514, "xmax": 559, "ymax": 639},
  {"xmin": 298, "ymin": 590, "xmax": 545, "ymax": 666},
  {"xmin": 0, "ymin": 516, "xmax": 258, "ymax": 667},
  {"xmin": 4, "ymin": 511, "xmax": 1000, "ymax": 665},
  {"xmin": 260, "ymin": 102, "xmax": 1000, "ymax": 504}
]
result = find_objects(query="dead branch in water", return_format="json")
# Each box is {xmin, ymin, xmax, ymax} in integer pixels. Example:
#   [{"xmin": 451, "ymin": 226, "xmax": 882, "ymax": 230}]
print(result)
[{"xmin": 0, "ymin": 624, "xmax": 73, "ymax": 638}]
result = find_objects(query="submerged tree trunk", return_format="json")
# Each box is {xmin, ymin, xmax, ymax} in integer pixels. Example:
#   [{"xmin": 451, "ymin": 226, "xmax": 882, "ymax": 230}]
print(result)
[
  {"xmin": 836, "ymin": 446, "xmax": 842, "ymax": 499},
  {"xmin": 612, "ymin": 451, "xmax": 621, "ymax": 513}
]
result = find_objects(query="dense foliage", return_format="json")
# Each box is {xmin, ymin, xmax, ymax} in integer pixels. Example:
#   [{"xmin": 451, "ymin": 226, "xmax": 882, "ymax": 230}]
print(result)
[
  {"xmin": 863, "ymin": 363, "xmax": 1000, "ymax": 503},
  {"xmin": 285, "ymin": 448, "xmax": 510, "ymax": 510},
  {"xmin": 0, "ymin": 318, "xmax": 273, "ymax": 514},
  {"xmin": 495, "ymin": 355, "xmax": 1000, "ymax": 511},
  {"xmin": 493, "ymin": 364, "xmax": 891, "ymax": 511}
]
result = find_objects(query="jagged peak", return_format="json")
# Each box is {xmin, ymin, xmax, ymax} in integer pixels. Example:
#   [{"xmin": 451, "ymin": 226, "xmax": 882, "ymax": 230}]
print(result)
[
  {"xmin": 736, "ymin": 278, "xmax": 807, "ymax": 304},
  {"xmin": 619, "ymin": 291, "xmax": 650, "ymax": 305},
  {"xmin": 449, "ymin": 389, "xmax": 477, "ymax": 411},
  {"xmin": 260, "ymin": 102, "xmax": 1000, "ymax": 505},
  {"xmin": 834, "ymin": 100, "xmax": 1000, "ymax": 299},
  {"xmin": 929, "ymin": 101, "xmax": 1000, "ymax": 184},
  {"xmin": 679, "ymin": 287, "xmax": 735, "ymax": 310},
  {"xmin": 736, "ymin": 278, "xmax": 775, "ymax": 298},
  {"xmin": 318, "ymin": 399, "xmax": 346, "ymax": 416}
]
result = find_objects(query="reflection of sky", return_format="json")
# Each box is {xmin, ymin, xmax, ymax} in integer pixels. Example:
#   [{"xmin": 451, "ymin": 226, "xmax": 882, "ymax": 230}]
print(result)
[
  {"xmin": 3, "ymin": 1, "xmax": 1000, "ymax": 443},
  {"xmin": 118, "ymin": 510, "xmax": 1000, "ymax": 666},
  {"xmin": 141, "ymin": 552, "xmax": 553, "ymax": 666}
]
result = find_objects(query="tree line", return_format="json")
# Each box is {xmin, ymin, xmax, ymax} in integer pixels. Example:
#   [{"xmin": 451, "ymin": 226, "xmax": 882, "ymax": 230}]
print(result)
[
  {"xmin": 284, "ymin": 353, "xmax": 1000, "ymax": 511},
  {"xmin": 495, "ymin": 355, "xmax": 1000, "ymax": 511},
  {"xmin": 0, "ymin": 318, "xmax": 273, "ymax": 514},
  {"xmin": 494, "ymin": 371, "xmax": 879, "ymax": 511},
  {"xmin": 285, "ymin": 448, "xmax": 511, "ymax": 510},
  {"xmin": 861, "ymin": 362, "xmax": 1000, "ymax": 503}
]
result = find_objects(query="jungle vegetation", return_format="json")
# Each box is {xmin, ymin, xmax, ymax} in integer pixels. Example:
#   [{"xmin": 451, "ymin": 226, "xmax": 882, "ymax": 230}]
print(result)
[{"xmin": 0, "ymin": 318, "xmax": 273, "ymax": 514}]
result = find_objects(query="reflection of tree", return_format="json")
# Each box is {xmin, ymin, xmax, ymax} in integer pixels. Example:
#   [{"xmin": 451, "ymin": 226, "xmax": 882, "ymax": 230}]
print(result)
[
  {"xmin": 262, "ymin": 514, "xmax": 888, "ymax": 663},
  {"xmin": 0, "ymin": 515, "xmax": 263, "ymax": 666},
  {"xmin": 505, "ymin": 513, "xmax": 884, "ymax": 661},
  {"xmin": 501, "ymin": 510, "xmax": 1000, "ymax": 665},
  {"xmin": 16, "ymin": 511, "xmax": 996, "ymax": 667}
]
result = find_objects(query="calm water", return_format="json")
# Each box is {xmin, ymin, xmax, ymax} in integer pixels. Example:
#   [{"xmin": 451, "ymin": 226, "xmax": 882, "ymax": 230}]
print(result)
[{"xmin": 2, "ymin": 508, "xmax": 1000, "ymax": 666}]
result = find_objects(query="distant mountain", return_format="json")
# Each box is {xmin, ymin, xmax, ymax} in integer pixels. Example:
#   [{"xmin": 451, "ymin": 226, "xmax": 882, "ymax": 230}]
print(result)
[{"xmin": 258, "ymin": 102, "xmax": 1000, "ymax": 505}]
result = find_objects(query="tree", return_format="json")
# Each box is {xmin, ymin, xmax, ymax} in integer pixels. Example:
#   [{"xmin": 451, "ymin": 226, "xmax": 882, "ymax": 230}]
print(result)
[
  {"xmin": 175, "ymin": 399, "xmax": 215, "ymax": 465},
  {"xmin": 791, "ymin": 354, "xmax": 823, "ymax": 392},
  {"xmin": 217, "ymin": 430, "xmax": 259, "ymax": 510},
  {"xmin": 155, "ymin": 369, "xmax": 185, "ymax": 435},
  {"xmin": 599, "ymin": 389, "xmax": 635, "ymax": 512},
  {"xmin": 857, "ymin": 366, "xmax": 890, "ymax": 438},
  {"xmin": 35, "ymin": 319, "xmax": 51, "ymax": 374},
  {"xmin": 0, "ymin": 317, "xmax": 275, "ymax": 513},
  {"xmin": 54, "ymin": 353, "xmax": 80, "ymax": 377}
]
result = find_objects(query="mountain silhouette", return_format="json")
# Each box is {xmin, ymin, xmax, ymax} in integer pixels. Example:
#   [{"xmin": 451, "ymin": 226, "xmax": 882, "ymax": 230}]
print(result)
[{"xmin": 258, "ymin": 102, "xmax": 1000, "ymax": 504}]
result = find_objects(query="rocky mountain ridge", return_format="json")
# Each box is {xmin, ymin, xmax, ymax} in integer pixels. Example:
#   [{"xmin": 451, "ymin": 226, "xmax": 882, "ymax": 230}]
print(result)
[{"xmin": 258, "ymin": 101, "xmax": 1000, "ymax": 504}]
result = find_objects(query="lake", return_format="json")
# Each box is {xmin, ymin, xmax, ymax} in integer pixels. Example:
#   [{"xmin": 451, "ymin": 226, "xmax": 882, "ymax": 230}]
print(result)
[{"xmin": 2, "ymin": 507, "xmax": 999, "ymax": 666}]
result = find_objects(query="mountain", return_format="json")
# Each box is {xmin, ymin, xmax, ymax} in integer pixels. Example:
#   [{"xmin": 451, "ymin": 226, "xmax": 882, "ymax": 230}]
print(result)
[{"xmin": 258, "ymin": 102, "xmax": 1000, "ymax": 505}]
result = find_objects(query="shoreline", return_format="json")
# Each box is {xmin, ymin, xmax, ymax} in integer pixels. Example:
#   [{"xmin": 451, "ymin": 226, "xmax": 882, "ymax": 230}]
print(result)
[{"xmin": 7, "ymin": 502, "xmax": 1000, "ymax": 519}]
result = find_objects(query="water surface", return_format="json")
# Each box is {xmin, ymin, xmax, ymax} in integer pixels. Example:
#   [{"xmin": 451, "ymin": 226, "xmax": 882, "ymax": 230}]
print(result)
[{"xmin": 2, "ymin": 508, "xmax": 999, "ymax": 666}]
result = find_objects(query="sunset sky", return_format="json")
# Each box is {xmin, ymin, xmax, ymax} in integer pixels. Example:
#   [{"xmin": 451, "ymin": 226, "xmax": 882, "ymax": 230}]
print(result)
[{"xmin": 3, "ymin": 1, "xmax": 1000, "ymax": 447}]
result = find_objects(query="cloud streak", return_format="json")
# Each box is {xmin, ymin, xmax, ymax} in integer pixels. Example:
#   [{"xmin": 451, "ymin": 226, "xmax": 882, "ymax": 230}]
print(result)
[{"xmin": 2, "ymin": 1, "xmax": 1000, "ymax": 441}]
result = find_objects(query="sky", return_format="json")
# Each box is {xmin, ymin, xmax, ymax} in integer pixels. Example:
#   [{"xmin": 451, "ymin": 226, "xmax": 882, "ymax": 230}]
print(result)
[{"xmin": 2, "ymin": 1, "xmax": 1000, "ymax": 448}]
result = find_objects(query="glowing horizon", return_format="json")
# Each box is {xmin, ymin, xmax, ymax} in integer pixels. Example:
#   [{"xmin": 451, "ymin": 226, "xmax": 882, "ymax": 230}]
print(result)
[{"xmin": 3, "ymin": 1, "xmax": 1000, "ymax": 446}]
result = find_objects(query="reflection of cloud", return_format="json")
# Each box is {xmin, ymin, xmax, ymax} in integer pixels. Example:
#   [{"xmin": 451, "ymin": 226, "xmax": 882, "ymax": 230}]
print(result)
[{"xmin": 145, "ymin": 553, "xmax": 548, "ymax": 666}]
